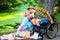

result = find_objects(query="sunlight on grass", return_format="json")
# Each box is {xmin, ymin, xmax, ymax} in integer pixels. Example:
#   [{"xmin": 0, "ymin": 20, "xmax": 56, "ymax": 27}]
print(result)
[
  {"xmin": 0, "ymin": 12, "xmax": 25, "ymax": 25},
  {"xmin": 0, "ymin": 12, "xmax": 24, "ymax": 21},
  {"xmin": 0, "ymin": 5, "xmax": 28, "ymax": 35},
  {"xmin": 0, "ymin": 12, "xmax": 25, "ymax": 35}
]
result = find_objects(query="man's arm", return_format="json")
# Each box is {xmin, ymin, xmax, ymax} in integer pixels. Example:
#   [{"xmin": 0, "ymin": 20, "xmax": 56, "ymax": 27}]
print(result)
[{"xmin": 46, "ymin": 11, "xmax": 54, "ymax": 24}]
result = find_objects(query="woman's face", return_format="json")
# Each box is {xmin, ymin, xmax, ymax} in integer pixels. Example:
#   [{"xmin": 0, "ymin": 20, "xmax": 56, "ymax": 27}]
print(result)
[
  {"xmin": 25, "ymin": 9, "xmax": 35, "ymax": 17},
  {"xmin": 29, "ymin": 9, "xmax": 35, "ymax": 17}
]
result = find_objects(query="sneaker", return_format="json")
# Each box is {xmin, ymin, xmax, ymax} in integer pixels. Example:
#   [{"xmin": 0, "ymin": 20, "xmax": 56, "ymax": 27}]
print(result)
[
  {"xmin": 38, "ymin": 36, "xmax": 42, "ymax": 38},
  {"xmin": 38, "ymin": 36, "xmax": 43, "ymax": 40},
  {"xmin": 30, "ymin": 32, "xmax": 39, "ymax": 39}
]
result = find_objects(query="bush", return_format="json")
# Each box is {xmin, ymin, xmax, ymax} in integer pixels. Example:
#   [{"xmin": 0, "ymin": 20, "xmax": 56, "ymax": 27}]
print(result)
[{"xmin": 54, "ymin": 13, "xmax": 60, "ymax": 23}]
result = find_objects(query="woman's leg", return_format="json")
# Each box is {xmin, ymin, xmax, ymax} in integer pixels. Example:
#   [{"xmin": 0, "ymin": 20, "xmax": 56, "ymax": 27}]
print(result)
[{"xmin": 16, "ymin": 26, "xmax": 21, "ymax": 36}]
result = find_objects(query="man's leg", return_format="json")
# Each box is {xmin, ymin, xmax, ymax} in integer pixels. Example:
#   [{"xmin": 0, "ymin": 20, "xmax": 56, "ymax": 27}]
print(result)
[{"xmin": 30, "ymin": 25, "xmax": 40, "ymax": 39}]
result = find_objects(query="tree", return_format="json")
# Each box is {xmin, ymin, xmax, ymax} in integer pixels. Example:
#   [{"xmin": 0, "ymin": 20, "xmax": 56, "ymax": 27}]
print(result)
[{"xmin": 40, "ymin": 0, "xmax": 56, "ymax": 18}]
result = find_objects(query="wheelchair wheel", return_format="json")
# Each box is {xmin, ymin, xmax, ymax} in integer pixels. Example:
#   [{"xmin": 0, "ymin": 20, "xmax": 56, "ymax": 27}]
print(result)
[{"xmin": 46, "ymin": 22, "xmax": 58, "ymax": 39}]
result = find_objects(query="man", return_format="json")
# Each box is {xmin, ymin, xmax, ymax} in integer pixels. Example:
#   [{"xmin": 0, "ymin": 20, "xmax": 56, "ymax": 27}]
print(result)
[
  {"xmin": 35, "ymin": 7, "xmax": 54, "ymax": 24},
  {"xmin": 30, "ymin": 7, "xmax": 54, "ymax": 40}
]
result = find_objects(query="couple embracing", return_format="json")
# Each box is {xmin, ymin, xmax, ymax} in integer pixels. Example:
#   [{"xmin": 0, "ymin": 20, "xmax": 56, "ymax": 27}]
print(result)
[{"xmin": 15, "ymin": 6, "xmax": 54, "ymax": 39}]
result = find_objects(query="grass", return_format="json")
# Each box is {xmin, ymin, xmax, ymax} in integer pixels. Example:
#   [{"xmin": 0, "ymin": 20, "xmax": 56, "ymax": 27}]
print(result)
[
  {"xmin": 0, "ymin": 12, "xmax": 24, "ymax": 25},
  {"xmin": 0, "ymin": 11, "xmax": 25, "ymax": 35},
  {"xmin": 0, "ymin": 5, "xmax": 29, "ymax": 35},
  {"xmin": 0, "ymin": 28, "xmax": 17, "ymax": 35}
]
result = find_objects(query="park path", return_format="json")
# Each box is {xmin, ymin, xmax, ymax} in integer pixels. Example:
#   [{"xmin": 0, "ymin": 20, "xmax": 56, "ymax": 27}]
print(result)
[{"xmin": 0, "ymin": 24, "xmax": 60, "ymax": 40}]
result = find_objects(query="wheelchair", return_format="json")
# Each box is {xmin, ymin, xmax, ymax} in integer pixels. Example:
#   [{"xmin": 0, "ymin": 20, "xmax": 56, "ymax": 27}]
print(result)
[
  {"xmin": 39, "ymin": 15, "xmax": 58, "ymax": 39},
  {"xmin": 34, "ymin": 7, "xmax": 58, "ymax": 39}
]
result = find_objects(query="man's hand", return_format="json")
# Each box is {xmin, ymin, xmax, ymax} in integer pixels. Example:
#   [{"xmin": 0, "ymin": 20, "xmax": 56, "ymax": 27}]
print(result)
[
  {"xmin": 51, "ymin": 20, "xmax": 54, "ymax": 24},
  {"xmin": 36, "ymin": 19, "xmax": 41, "ymax": 26},
  {"xmin": 46, "ymin": 11, "xmax": 54, "ymax": 24}
]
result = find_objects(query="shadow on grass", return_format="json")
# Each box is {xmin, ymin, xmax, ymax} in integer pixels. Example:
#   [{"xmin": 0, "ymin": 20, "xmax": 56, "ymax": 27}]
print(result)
[{"xmin": 0, "ymin": 22, "xmax": 20, "ymax": 35}]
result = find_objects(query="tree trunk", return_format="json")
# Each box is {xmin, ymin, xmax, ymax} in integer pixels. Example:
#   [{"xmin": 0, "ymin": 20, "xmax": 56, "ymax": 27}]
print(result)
[{"xmin": 40, "ymin": 0, "xmax": 56, "ymax": 16}]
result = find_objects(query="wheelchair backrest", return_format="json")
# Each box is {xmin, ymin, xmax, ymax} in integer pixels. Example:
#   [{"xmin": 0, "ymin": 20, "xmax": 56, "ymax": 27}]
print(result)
[{"xmin": 34, "ymin": 7, "xmax": 49, "ymax": 19}]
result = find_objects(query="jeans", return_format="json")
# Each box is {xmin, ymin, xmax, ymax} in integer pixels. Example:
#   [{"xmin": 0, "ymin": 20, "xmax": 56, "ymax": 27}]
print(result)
[
  {"xmin": 33, "ymin": 25, "xmax": 41, "ymax": 33},
  {"xmin": 33, "ymin": 18, "xmax": 49, "ymax": 33}
]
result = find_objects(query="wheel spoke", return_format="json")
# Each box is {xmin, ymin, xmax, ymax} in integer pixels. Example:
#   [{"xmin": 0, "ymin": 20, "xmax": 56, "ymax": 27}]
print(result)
[{"xmin": 47, "ymin": 23, "xmax": 58, "ymax": 38}]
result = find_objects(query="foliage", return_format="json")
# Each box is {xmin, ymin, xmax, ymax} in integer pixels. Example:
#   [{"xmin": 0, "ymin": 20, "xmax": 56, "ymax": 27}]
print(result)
[
  {"xmin": 0, "ymin": 0, "xmax": 40, "ymax": 11},
  {"xmin": 0, "ymin": 0, "xmax": 18, "ymax": 10},
  {"xmin": 56, "ymin": 0, "xmax": 60, "ymax": 6},
  {"xmin": 0, "ymin": 0, "xmax": 59, "ymax": 12},
  {"xmin": 55, "ymin": 13, "xmax": 60, "ymax": 23}
]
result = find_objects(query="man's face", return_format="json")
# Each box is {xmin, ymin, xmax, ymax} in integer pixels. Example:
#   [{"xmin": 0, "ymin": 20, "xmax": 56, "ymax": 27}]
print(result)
[
  {"xmin": 31, "ymin": 18, "xmax": 36, "ymax": 25},
  {"xmin": 30, "ymin": 13, "xmax": 34, "ymax": 17}
]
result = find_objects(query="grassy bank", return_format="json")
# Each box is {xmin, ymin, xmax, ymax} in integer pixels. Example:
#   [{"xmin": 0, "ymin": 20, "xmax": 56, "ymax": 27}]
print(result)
[{"xmin": 0, "ymin": 12, "xmax": 25, "ymax": 35}]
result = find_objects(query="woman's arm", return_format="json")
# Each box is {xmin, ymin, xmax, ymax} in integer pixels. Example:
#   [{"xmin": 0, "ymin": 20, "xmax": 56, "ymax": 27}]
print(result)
[{"xmin": 25, "ymin": 12, "xmax": 30, "ymax": 17}]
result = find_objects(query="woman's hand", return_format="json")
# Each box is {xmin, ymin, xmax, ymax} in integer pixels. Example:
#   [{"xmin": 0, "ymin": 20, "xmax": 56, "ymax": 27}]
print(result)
[{"xmin": 20, "ymin": 31, "xmax": 30, "ymax": 39}]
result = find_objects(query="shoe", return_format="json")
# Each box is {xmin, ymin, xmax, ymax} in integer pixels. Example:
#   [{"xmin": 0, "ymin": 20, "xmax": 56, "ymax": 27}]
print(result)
[
  {"xmin": 30, "ymin": 32, "xmax": 39, "ymax": 39},
  {"xmin": 38, "ymin": 36, "xmax": 43, "ymax": 40}
]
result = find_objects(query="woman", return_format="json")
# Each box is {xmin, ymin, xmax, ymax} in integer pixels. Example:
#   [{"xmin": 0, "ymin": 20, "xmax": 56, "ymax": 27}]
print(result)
[{"xmin": 15, "ymin": 6, "xmax": 35, "ymax": 38}]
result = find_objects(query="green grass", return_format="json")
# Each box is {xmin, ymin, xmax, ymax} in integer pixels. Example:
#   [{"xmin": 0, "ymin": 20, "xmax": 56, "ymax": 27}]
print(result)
[
  {"xmin": 0, "ymin": 5, "xmax": 28, "ymax": 35},
  {"xmin": 0, "ymin": 11, "xmax": 25, "ymax": 35},
  {"xmin": 0, "ymin": 12, "xmax": 24, "ymax": 24},
  {"xmin": 0, "ymin": 5, "xmax": 30, "ymax": 35},
  {"xmin": 0, "ymin": 28, "xmax": 17, "ymax": 35}
]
